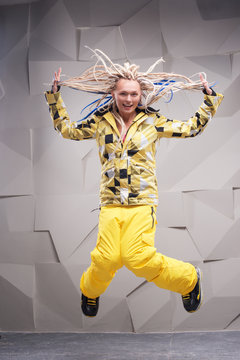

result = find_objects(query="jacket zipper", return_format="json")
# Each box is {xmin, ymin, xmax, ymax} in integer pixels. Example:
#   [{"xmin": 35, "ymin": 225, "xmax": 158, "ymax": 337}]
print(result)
[
  {"xmin": 121, "ymin": 113, "xmax": 146, "ymax": 144},
  {"xmin": 121, "ymin": 122, "xmax": 133, "ymax": 145}
]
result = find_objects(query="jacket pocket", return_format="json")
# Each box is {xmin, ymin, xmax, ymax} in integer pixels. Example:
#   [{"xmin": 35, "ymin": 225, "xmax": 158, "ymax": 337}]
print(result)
[{"xmin": 141, "ymin": 206, "xmax": 157, "ymax": 246}]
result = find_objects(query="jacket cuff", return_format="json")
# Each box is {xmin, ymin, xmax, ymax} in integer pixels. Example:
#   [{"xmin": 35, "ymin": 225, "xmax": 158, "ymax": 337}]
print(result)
[
  {"xmin": 202, "ymin": 88, "xmax": 216, "ymax": 96},
  {"xmin": 45, "ymin": 90, "xmax": 61, "ymax": 105},
  {"xmin": 50, "ymin": 85, "xmax": 61, "ymax": 93}
]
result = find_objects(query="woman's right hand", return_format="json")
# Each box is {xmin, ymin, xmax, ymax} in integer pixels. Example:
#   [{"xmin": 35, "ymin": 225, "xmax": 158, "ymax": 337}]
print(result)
[{"xmin": 52, "ymin": 67, "xmax": 62, "ymax": 93}]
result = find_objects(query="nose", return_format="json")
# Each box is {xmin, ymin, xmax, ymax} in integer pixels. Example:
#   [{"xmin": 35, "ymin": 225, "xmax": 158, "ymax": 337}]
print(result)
[{"xmin": 126, "ymin": 94, "xmax": 132, "ymax": 102}]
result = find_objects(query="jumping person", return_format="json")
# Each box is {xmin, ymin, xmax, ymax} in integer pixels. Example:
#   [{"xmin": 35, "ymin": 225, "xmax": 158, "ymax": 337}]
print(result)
[{"xmin": 45, "ymin": 49, "xmax": 223, "ymax": 317}]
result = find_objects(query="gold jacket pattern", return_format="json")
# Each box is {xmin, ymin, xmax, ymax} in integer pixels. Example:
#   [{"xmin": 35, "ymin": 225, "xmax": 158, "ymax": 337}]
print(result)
[{"xmin": 45, "ymin": 90, "xmax": 223, "ymax": 206}]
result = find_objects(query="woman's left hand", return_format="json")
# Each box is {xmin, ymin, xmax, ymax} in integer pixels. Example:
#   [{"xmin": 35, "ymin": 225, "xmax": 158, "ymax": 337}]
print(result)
[{"xmin": 199, "ymin": 73, "xmax": 212, "ymax": 95}]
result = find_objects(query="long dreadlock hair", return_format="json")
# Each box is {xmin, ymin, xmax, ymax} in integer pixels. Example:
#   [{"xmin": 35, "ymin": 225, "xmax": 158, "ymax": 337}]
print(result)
[{"xmin": 58, "ymin": 48, "xmax": 208, "ymax": 141}]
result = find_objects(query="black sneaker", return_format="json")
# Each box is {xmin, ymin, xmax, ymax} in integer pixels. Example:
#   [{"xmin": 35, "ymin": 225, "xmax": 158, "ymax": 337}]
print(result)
[
  {"xmin": 182, "ymin": 267, "xmax": 202, "ymax": 313},
  {"xmin": 81, "ymin": 294, "xmax": 99, "ymax": 317}
]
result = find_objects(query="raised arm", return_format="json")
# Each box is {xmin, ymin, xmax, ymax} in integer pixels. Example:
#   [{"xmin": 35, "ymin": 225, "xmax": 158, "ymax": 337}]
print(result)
[
  {"xmin": 155, "ymin": 74, "xmax": 223, "ymax": 139},
  {"xmin": 45, "ymin": 68, "xmax": 99, "ymax": 141}
]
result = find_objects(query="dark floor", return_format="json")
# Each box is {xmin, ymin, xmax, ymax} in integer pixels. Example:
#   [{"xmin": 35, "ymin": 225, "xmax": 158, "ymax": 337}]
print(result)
[{"xmin": 0, "ymin": 331, "xmax": 240, "ymax": 359}]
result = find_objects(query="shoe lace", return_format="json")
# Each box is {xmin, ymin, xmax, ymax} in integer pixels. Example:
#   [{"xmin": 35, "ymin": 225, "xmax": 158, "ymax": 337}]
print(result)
[
  {"xmin": 182, "ymin": 293, "xmax": 191, "ymax": 300},
  {"xmin": 87, "ymin": 298, "xmax": 97, "ymax": 306}
]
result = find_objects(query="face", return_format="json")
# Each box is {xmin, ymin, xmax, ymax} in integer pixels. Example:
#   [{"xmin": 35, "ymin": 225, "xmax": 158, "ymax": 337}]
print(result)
[{"xmin": 111, "ymin": 79, "xmax": 141, "ymax": 119}]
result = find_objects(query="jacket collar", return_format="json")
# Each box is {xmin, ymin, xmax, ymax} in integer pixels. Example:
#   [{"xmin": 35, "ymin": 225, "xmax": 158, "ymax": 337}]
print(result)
[
  {"xmin": 102, "ymin": 108, "xmax": 153, "ymax": 150},
  {"xmin": 102, "ymin": 108, "xmax": 149, "ymax": 129}
]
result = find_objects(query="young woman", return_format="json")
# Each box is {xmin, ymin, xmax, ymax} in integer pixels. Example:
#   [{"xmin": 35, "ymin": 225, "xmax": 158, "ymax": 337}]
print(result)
[{"xmin": 45, "ymin": 50, "xmax": 223, "ymax": 317}]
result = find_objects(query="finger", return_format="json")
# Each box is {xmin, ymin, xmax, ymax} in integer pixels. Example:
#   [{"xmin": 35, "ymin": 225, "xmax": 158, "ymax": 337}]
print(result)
[
  {"xmin": 199, "ymin": 72, "xmax": 212, "ymax": 94},
  {"xmin": 199, "ymin": 73, "xmax": 208, "ymax": 88},
  {"xmin": 57, "ymin": 67, "xmax": 62, "ymax": 81},
  {"xmin": 199, "ymin": 73, "xmax": 204, "ymax": 82}
]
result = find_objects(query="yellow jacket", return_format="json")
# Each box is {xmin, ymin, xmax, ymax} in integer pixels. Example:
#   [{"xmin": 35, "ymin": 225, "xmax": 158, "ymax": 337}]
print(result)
[{"xmin": 45, "ymin": 90, "xmax": 223, "ymax": 206}]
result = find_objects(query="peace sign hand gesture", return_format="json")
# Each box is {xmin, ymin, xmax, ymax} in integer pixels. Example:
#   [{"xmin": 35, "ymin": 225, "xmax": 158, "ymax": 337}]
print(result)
[
  {"xmin": 52, "ymin": 67, "xmax": 62, "ymax": 93},
  {"xmin": 199, "ymin": 73, "xmax": 212, "ymax": 95}
]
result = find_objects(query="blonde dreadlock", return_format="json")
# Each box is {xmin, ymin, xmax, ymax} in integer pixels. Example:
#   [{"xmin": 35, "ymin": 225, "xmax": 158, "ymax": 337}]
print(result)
[{"xmin": 58, "ymin": 48, "xmax": 208, "ymax": 141}]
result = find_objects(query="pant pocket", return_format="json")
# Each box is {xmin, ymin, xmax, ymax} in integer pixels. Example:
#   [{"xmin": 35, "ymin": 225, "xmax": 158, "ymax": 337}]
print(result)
[{"xmin": 151, "ymin": 206, "xmax": 158, "ymax": 227}]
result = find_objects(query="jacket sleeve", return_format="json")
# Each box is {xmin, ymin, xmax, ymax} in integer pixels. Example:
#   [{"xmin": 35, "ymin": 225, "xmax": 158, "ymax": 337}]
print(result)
[
  {"xmin": 45, "ymin": 90, "xmax": 99, "ymax": 140},
  {"xmin": 154, "ymin": 91, "xmax": 224, "ymax": 139}
]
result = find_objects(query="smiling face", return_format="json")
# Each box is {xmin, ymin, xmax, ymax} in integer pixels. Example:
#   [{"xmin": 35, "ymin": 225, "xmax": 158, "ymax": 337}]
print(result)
[{"xmin": 111, "ymin": 78, "xmax": 142, "ymax": 121}]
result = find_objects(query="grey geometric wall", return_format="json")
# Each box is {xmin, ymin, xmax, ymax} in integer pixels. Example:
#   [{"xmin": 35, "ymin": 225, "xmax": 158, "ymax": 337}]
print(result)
[{"xmin": 0, "ymin": 0, "xmax": 240, "ymax": 332}]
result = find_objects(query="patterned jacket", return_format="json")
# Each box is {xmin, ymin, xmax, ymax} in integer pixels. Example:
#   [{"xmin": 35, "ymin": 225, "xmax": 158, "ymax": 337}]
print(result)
[{"xmin": 45, "ymin": 90, "xmax": 223, "ymax": 206}]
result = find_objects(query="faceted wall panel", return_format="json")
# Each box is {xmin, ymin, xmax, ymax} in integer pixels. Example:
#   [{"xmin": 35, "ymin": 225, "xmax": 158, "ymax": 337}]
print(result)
[{"xmin": 0, "ymin": 0, "xmax": 240, "ymax": 332}]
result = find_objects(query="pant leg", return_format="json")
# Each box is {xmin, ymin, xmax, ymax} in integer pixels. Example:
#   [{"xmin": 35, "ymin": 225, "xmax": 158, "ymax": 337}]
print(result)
[
  {"xmin": 121, "ymin": 205, "xmax": 197, "ymax": 295},
  {"xmin": 80, "ymin": 206, "xmax": 122, "ymax": 298}
]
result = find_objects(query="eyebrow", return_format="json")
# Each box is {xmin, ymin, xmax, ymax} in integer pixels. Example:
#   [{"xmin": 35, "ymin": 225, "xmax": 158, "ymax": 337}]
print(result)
[{"xmin": 119, "ymin": 90, "xmax": 139, "ymax": 94}]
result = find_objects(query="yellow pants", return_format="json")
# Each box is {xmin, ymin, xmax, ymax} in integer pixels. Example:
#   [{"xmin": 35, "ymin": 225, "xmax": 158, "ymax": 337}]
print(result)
[{"xmin": 80, "ymin": 205, "xmax": 197, "ymax": 299}]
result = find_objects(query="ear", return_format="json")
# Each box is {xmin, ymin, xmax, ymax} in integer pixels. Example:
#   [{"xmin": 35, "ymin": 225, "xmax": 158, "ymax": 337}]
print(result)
[{"xmin": 111, "ymin": 90, "xmax": 115, "ymax": 100}]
